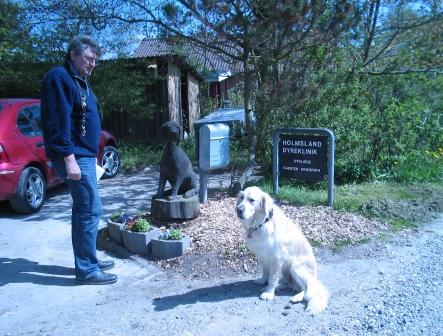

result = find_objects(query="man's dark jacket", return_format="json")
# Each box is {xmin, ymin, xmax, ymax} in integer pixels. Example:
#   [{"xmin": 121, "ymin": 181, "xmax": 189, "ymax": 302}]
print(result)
[{"xmin": 41, "ymin": 60, "xmax": 101, "ymax": 160}]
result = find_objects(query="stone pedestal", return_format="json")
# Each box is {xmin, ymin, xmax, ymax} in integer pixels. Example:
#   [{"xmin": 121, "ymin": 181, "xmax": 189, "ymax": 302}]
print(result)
[{"xmin": 151, "ymin": 195, "xmax": 200, "ymax": 221}]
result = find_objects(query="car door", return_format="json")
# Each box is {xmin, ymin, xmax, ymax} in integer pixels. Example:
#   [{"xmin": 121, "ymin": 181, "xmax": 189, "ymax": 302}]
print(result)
[{"xmin": 17, "ymin": 103, "xmax": 62, "ymax": 187}]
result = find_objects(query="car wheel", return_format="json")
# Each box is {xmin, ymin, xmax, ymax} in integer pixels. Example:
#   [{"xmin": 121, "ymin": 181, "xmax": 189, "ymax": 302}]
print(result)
[
  {"xmin": 10, "ymin": 167, "xmax": 46, "ymax": 213},
  {"xmin": 101, "ymin": 145, "xmax": 120, "ymax": 178}
]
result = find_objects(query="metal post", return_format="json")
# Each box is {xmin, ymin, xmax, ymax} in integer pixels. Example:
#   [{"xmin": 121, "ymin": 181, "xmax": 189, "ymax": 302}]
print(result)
[
  {"xmin": 327, "ymin": 131, "xmax": 335, "ymax": 207},
  {"xmin": 199, "ymin": 170, "xmax": 208, "ymax": 203},
  {"xmin": 272, "ymin": 130, "xmax": 280, "ymax": 195}
]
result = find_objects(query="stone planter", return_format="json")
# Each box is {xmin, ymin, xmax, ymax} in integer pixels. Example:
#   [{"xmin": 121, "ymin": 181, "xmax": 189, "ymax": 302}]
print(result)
[
  {"xmin": 107, "ymin": 218, "xmax": 125, "ymax": 244},
  {"xmin": 151, "ymin": 235, "xmax": 191, "ymax": 260},
  {"xmin": 121, "ymin": 227, "xmax": 160, "ymax": 255}
]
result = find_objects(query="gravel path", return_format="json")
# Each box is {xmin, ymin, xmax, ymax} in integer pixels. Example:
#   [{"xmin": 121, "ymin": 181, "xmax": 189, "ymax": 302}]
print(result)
[
  {"xmin": 1, "ymin": 170, "xmax": 441, "ymax": 336},
  {"xmin": 5, "ymin": 215, "xmax": 441, "ymax": 336},
  {"xmin": 147, "ymin": 216, "xmax": 443, "ymax": 336}
]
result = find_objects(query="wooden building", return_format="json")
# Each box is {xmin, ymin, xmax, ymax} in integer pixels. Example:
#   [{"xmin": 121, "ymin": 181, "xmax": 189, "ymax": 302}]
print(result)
[{"xmin": 132, "ymin": 38, "xmax": 240, "ymax": 140}]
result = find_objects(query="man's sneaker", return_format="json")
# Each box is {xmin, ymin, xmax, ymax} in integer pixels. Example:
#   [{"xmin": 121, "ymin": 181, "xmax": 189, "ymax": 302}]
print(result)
[
  {"xmin": 75, "ymin": 271, "xmax": 117, "ymax": 285},
  {"xmin": 98, "ymin": 260, "xmax": 115, "ymax": 271}
]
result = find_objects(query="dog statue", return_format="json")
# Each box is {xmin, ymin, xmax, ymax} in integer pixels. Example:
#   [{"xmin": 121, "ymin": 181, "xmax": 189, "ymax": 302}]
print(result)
[{"xmin": 155, "ymin": 121, "xmax": 197, "ymax": 200}]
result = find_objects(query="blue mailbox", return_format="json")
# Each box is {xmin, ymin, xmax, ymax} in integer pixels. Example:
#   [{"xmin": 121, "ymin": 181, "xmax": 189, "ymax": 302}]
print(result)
[
  {"xmin": 194, "ymin": 107, "xmax": 246, "ymax": 203},
  {"xmin": 198, "ymin": 123, "xmax": 230, "ymax": 171}
]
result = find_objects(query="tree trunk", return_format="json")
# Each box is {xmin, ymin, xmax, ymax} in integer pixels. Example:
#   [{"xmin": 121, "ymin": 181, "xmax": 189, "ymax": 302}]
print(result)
[{"xmin": 229, "ymin": 53, "xmax": 257, "ymax": 195}]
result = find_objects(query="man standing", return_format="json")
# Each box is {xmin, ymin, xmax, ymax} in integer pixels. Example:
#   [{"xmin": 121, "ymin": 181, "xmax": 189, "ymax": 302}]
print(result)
[{"xmin": 41, "ymin": 35, "xmax": 117, "ymax": 285}]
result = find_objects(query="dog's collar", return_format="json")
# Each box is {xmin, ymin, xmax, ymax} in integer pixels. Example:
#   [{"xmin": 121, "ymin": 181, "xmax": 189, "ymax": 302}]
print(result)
[{"xmin": 250, "ymin": 208, "xmax": 274, "ymax": 233}]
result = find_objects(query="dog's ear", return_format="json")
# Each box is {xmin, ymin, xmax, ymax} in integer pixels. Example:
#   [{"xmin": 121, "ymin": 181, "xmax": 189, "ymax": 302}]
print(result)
[
  {"xmin": 260, "ymin": 191, "xmax": 274, "ymax": 217},
  {"xmin": 236, "ymin": 190, "xmax": 244, "ymax": 205}
]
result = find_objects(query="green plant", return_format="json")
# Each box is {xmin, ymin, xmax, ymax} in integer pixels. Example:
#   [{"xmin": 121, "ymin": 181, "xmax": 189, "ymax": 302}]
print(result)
[
  {"xmin": 332, "ymin": 238, "xmax": 353, "ymax": 252},
  {"xmin": 169, "ymin": 229, "xmax": 183, "ymax": 240},
  {"xmin": 127, "ymin": 218, "xmax": 151, "ymax": 232},
  {"xmin": 392, "ymin": 148, "xmax": 443, "ymax": 182},
  {"xmin": 110, "ymin": 211, "xmax": 124, "ymax": 222},
  {"xmin": 180, "ymin": 136, "xmax": 196, "ymax": 162},
  {"xmin": 391, "ymin": 218, "xmax": 416, "ymax": 231},
  {"xmin": 159, "ymin": 228, "xmax": 183, "ymax": 240},
  {"xmin": 118, "ymin": 140, "xmax": 162, "ymax": 172}
]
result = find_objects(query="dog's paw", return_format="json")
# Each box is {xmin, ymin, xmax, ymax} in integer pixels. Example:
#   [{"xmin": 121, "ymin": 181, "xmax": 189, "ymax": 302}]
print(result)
[
  {"xmin": 259, "ymin": 291, "xmax": 275, "ymax": 301},
  {"xmin": 290, "ymin": 291, "xmax": 305, "ymax": 303},
  {"xmin": 254, "ymin": 278, "xmax": 268, "ymax": 285}
]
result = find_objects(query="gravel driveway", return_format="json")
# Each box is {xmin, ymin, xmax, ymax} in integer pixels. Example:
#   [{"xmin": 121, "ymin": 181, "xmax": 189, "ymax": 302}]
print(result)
[{"xmin": 1, "ymin": 171, "xmax": 442, "ymax": 336}]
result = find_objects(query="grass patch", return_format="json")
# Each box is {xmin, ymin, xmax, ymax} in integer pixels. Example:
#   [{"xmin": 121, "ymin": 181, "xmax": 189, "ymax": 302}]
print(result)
[
  {"xmin": 258, "ymin": 179, "xmax": 442, "ymax": 212},
  {"xmin": 391, "ymin": 218, "xmax": 417, "ymax": 231},
  {"xmin": 259, "ymin": 181, "xmax": 328, "ymax": 206},
  {"xmin": 256, "ymin": 179, "xmax": 442, "ymax": 230},
  {"xmin": 309, "ymin": 239, "xmax": 323, "ymax": 248},
  {"xmin": 332, "ymin": 238, "xmax": 353, "ymax": 252}
]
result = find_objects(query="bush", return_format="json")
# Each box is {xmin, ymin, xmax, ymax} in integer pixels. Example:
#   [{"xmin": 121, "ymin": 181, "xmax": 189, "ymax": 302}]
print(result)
[
  {"xmin": 392, "ymin": 149, "xmax": 443, "ymax": 182},
  {"xmin": 254, "ymin": 66, "xmax": 443, "ymax": 183},
  {"xmin": 118, "ymin": 140, "xmax": 162, "ymax": 172}
]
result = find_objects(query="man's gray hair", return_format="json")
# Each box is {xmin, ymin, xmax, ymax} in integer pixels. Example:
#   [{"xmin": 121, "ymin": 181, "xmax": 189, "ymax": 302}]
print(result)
[{"xmin": 65, "ymin": 35, "xmax": 102, "ymax": 61}]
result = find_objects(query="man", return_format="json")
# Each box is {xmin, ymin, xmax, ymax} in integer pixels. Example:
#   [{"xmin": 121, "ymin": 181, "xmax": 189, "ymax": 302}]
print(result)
[{"xmin": 41, "ymin": 35, "xmax": 117, "ymax": 285}]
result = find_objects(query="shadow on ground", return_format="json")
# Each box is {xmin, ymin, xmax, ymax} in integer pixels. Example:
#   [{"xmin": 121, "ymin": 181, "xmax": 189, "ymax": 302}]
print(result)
[
  {"xmin": 153, "ymin": 280, "xmax": 295, "ymax": 311},
  {"xmin": 153, "ymin": 280, "xmax": 260, "ymax": 311},
  {"xmin": 0, "ymin": 257, "xmax": 75, "ymax": 287}
]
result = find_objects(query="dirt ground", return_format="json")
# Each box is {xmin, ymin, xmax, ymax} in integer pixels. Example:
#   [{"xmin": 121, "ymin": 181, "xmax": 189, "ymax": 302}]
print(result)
[{"xmin": 150, "ymin": 186, "xmax": 443, "ymax": 281}]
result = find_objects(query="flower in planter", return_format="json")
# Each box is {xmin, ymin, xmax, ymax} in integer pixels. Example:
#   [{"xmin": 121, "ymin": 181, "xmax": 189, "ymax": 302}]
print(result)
[
  {"xmin": 109, "ymin": 211, "xmax": 132, "ymax": 224},
  {"xmin": 125, "ymin": 218, "xmax": 152, "ymax": 232},
  {"xmin": 152, "ymin": 228, "xmax": 190, "ymax": 259},
  {"xmin": 158, "ymin": 228, "xmax": 183, "ymax": 240}
]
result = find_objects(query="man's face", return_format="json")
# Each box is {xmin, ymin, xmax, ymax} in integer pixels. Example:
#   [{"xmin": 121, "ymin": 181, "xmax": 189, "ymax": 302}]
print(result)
[{"xmin": 70, "ymin": 47, "xmax": 97, "ymax": 77}]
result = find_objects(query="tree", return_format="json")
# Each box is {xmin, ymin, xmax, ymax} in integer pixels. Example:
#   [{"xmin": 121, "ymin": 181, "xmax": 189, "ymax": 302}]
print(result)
[
  {"xmin": 29, "ymin": 0, "xmax": 354, "ymax": 189},
  {"xmin": 12, "ymin": 0, "xmax": 443, "ymax": 183},
  {"xmin": 353, "ymin": 0, "xmax": 443, "ymax": 75}
]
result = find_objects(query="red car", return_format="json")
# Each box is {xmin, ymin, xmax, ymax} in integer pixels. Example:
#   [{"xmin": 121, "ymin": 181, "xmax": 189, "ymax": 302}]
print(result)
[{"xmin": 0, "ymin": 98, "xmax": 121, "ymax": 213}]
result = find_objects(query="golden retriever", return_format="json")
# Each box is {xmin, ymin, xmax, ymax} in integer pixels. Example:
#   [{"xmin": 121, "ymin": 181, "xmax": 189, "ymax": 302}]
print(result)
[{"xmin": 236, "ymin": 186, "xmax": 329, "ymax": 314}]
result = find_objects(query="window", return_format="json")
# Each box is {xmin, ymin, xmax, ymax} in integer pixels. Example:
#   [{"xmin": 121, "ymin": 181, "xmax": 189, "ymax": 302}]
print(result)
[{"xmin": 17, "ymin": 105, "xmax": 42, "ymax": 137}]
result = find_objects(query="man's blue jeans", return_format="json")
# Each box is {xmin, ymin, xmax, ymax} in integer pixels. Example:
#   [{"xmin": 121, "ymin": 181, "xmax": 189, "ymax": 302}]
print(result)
[{"xmin": 52, "ymin": 157, "xmax": 102, "ymax": 279}]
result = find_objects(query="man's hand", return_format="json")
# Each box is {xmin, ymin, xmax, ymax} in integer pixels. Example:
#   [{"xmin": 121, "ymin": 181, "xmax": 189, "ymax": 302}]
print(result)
[{"xmin": 64, "ymin": 154, "xmax": 81, "ymax": 180}]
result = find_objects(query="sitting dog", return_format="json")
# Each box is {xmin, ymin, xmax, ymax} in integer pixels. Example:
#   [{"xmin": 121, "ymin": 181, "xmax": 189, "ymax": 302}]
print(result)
[
  {"xmin": 156, "ymin": 121, "xmax": 197, "ymax": 199},
  {"xmin": 236, "ymin": 186, "xmax": 329, "ymax": 314}
]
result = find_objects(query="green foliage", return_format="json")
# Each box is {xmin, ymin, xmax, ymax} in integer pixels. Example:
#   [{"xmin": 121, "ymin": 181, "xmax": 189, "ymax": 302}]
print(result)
[
  {"xmin": 159, "ymin": 228, "xmax": 184, "ymax": 240},
  {"xmin": 110, "ymin": 211, "xmax": 124, "ymax": 222},
  {"xmin": 91, "ymin": 58, "xmax": 161, "ymax": 120},
  {"xmin": 391, "ymin": 218, "xmax": 416, "ymax": 231},
  {"xmin": 118, "ymin": 140, "xmax": 162, "ymax": 172},
  {"xmin": 392, "ymin": 149, "xmax": 443, "ymax": 182},
  {"xmin": 128, "ymin": 218, "xmax": 151, "ymax": 232},
  {"xmin": 169, "ymin": 229, "xmax": 183, "ymax": 240},
  {"xmin": 181, "ymin": 136, "xmax": 196, "ymax": 162},
  {"xmin": 254, "ymin": 53, "xmax": 443, "ymax": 184},
  {"xmin": 258, "ymin": 179, "xmax": 443, "ymax": 214}
]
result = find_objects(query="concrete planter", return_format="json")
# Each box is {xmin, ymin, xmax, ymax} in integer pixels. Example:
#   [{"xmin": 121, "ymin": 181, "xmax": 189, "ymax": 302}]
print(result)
[
  {"xmin": 107, "ymin": 218, "xmax": 125, "ymax": 244},
  {"xmin": 151, "ymin": 235, "xmax": 191, "ymax": 260},
  {"xmin": 122, "ymin": 227, "xmax": 160, "ymax": 255}
]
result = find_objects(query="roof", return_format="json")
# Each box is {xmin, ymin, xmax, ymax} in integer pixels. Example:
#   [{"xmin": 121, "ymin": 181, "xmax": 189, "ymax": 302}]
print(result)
[
  {"xmin": 194, "ymin": 108, "xmax": 245, "ymax": 127},
  {"xmin": 133, "ymin": 38, "xmax": 242, "ymax": 76}
]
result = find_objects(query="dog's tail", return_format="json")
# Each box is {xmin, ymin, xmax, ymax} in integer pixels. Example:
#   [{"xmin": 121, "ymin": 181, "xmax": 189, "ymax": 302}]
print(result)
[{"xmin": 305, "ymin": 278, "xmax": 329, "ymax": 315}]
